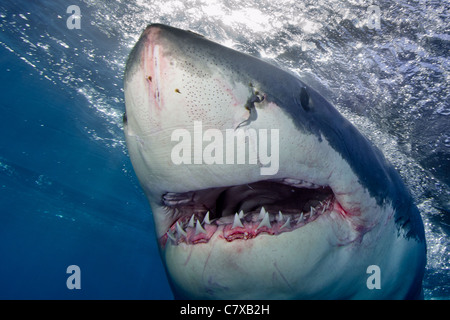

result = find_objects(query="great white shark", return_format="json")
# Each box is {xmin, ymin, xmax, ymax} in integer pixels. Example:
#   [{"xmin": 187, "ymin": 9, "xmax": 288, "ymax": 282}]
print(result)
[{"xmin": 123, "ymin": 24, "xmax": 426, "ymax": 299}]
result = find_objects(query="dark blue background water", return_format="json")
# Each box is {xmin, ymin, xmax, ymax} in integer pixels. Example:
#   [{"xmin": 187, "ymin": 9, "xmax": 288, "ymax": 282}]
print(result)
[
  {"xmin": 0, "ymin": 37, "xmax": 173, "ymax": 300},
  {"xmin": 0, "ymin": 0, "xmax": 448, "ymax": 299},
  {"xmin": 0, "ymin": 1, "xmax": 174, "ymax": 298}
]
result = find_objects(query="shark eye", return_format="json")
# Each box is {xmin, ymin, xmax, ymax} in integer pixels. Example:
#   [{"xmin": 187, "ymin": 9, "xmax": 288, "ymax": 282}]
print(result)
[{"xmin": 299, "ymin": 87, "xmax": 310, "ymax": 111}]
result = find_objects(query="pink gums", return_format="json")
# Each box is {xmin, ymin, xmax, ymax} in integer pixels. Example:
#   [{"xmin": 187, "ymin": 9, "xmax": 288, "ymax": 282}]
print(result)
[{"xmin": 159, "ymin": 209, "xmax": 325, "ymax": 248}]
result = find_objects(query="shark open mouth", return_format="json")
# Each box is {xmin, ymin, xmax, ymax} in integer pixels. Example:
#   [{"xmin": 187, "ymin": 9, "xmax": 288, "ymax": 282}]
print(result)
[{"xmin": 160, "ymin": 178, "xmax": 338, "ymax": 247}]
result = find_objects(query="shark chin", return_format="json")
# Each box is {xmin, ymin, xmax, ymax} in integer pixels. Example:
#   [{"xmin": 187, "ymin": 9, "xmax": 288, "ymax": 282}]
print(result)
[{"xmin": 123, "ymin": 24, "xmax": 426, "ymax": 299}]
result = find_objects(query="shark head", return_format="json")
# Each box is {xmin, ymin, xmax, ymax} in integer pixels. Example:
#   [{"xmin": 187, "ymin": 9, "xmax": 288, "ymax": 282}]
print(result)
[{"xmin": 123, "ymin": 24, "xmax": 426, "ymax": 299}]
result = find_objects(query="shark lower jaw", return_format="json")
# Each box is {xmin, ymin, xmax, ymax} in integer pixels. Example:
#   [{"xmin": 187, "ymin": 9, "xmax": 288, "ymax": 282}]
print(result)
[{"xmin": 158, "ymin": 178, "xmax": 347, "ymax": 248}]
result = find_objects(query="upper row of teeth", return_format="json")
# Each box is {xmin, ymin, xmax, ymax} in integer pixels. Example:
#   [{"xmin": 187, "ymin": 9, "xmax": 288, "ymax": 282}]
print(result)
[
  {"xmin": 281, "ymin": 178, "xmax": 323, "ymax": 189},
  {"xmin": 168, "ymin": 200, "xmax": 332, "ymax": 240}
]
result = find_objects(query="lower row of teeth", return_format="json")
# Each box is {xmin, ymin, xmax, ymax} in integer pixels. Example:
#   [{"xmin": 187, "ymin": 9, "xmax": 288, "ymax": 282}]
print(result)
[{"xmin": 165, "ymin": 200, "xmax": 332, "ymax": 244}]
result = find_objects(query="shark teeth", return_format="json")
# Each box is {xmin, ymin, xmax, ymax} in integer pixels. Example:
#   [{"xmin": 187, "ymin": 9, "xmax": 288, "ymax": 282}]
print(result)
[
  {"xmin": 195, "ymin": 220, "xmax": 207, "ymax": 235},
  {"xmin": 280, "ymin": 217, "xmax": 291, "ymax": 230},
  {"xmin": 203, "ymin": 211, "xmax": 211, "ymax": 225},
  {"xmin": 165, "ymin": 196, "xmax": 335, "ymax": 246},
  {"xmin": 257, "ymin": 212, "xmax": 271, "ymax": 230},
  {"xmin": 277, "ymin": 211, "xmax": 284, "ymax": 222},
  {"xmin": 258, "ymin": 207, "xmax": 267, "ymax": 220},
  {"xmin": 166, "ymin": 231, "xmax": 176, "ymax": 243},
  {"xmin": 281, "ymin": 178, "xmax": 322, "ymax": 189},
  {"xmin": 297, "ymin": 212, "xmax": 304, "ymax": 224},
  {"xmin": 232, "ymin": 212, "xmax": 244, "ymax": 229},
  {"xmin": 176, "ymin": 221, "xmax": 187, "ymax": 237},
  {"xmin": 188, "ymin": 215, "xmax": 195, "ymax": 228}
]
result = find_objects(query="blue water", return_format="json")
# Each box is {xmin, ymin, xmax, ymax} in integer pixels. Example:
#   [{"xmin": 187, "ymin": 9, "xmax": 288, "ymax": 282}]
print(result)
[
  {"xmin": 0, "ymin": 64, "xmax": 173, "ymax": 299},
  {"xmin": 0, "ymin": 0, "xmax": 448, "ymax": 299}
]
